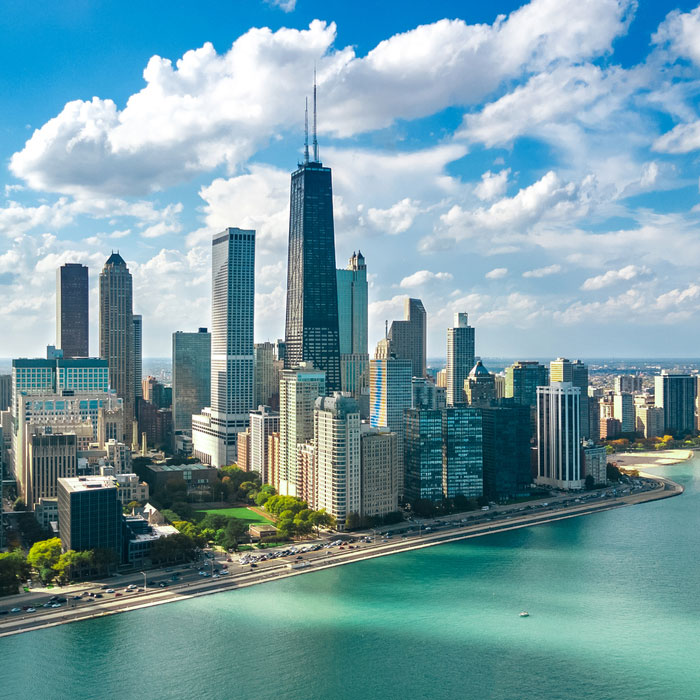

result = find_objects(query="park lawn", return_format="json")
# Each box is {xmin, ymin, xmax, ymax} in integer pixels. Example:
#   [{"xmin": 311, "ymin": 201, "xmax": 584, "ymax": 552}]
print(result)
[{"xmin": 196, "ymin": 506, "xmax": 274, "ymax": 524}]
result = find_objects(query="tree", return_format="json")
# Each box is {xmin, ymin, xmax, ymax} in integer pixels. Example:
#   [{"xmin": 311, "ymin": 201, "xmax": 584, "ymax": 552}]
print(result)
[
  {"xmin": 606, "ymin": 463, "xmax": 621, "ymax": 482},
  {"xmin": 27, "ymin": 538, "xmax": 62, "ymax": 580},
  {"xmin": 344, "ymin": 512, "xmax": 361, "ymax": 531},
  {"xmin": 54, "ymin": 550, "xmax": 94, "ymax": 583},
  {"xmin": 12, "ymin": 498, "xmax": 25, "ymax": 511},
  {"xmin": 126, "ymin": 500, "xmax": 143, "ymax": 511},
  {"xmin": 150, "ymin": 533, "xmax": 196, "ymax": 565},
  {"xmin": 0, "ymin": 551, "xmax": 31, "ymax": 596},
  {"xmin": 216, "ymin": 518, "xmax": 249, "ymax": 551},
  {"xmin": 585, "ymin": 474, "xmax": 595, "ymax": 490}
]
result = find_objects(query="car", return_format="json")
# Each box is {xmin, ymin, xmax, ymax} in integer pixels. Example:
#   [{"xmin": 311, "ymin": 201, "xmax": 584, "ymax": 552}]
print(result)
[
  {"xmin": 51, "ymin": 603, "xmax": 61, "ymax": 608},
  {"xmin": 71, "ymin": 595, "xmax": 82, "ymax": 600},
  {"xmin": 212, "ymin": 574, "xmax": 220, "ymax": 579},
  {"xmin": 220, "ymin": 570, "xmax": 229, "ymax": 575},
  {"xmin": 115, "ymin": 593, "xmax": 122, "ymax": 597},
  {"xmin": 94, "ymin": 593, "xmax": 103, "ymax": 598},
  {"xmin": 43, "ymin": 602, "xmax": 52, "ymax": 608},
  {"xmin": 105, "ymin": 589, "xmax": 115, "ymax": 594},
  {"xmin": 10, "ymin": 608, "xmax": 21, "ymax": 613},
  {"xmin": 26, "ymin": 607, "xmax": 37, "ymax": 613}
]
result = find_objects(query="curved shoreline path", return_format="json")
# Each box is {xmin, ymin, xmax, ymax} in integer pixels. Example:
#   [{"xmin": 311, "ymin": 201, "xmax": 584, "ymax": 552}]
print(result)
[{"xmin": 0, "ymin": 453, "xmax": 688, "ymax": 639}]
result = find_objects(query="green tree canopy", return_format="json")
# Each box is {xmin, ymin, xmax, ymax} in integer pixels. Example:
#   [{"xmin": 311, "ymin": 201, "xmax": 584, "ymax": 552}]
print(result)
[{"xmin": 27, "ymin": 538, "xmax": 62, "ymax": 572}]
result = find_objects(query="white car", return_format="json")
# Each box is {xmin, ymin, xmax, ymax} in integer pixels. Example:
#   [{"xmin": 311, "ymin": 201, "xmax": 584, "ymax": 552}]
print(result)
[{"xmin": 105, "ymin": 589, "xmax": 115, "ymax": 594}]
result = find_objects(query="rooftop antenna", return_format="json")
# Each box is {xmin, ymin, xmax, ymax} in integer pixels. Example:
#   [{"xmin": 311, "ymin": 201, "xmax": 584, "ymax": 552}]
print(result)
[
  {"xmin": 304, "ymin": 96, "xmax": 309, "ymax": 164},
  {"xmin": 312, "ymin": 66, "xmax": 319, "ymax": 162}
]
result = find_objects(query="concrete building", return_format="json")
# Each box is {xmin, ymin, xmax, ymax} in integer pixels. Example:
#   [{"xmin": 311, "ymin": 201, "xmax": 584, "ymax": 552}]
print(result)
[
  {"xmin": 253, "ymin": 341, "xmax": 277, "ymax": 409},
  {"xmin": 482, "ymin": 403, "xmax": 532, "ymax": 500},
  {"xmin": 536, "ymin": 383, "xmax": 583, "ymax": 490},
  {"xmin": 442, "ymin": 406, "xmax": 483, "ymax": 499},
  {"xmin": 404, "ymin": 409, "xmax": 443, "ymax": 503},
  {"xmin": 278, "ymin": 364, "xmax": 325, "ymax": 496},
  {"xmin": 113, "ymin": 472, "xmax": 149, "ymax": 504},
  {"xmin": 106, "ymin": 439, "xmax": 132, "ymax": 474},
  {"xmin": 446, "ymin": 312, "xmax": 474, "ymax": 406},
  {"xmin": 613, "ymin": 392, "xmax": 635, "ymax": 433},
  {"xmin": 99, "ymin": 252, "xmax": 135, "ymax": 426},
  {"xmin": 655, "ymin": 372, "xmax": 696, "ymax": 436},
  {"xmin": 581, "ymin": 441, "xmax": 607, "ymax": 485},
  {"xmin": 137, "ymin": 399, "xmax": 173, "ymax": 451},
  {"xmin": 297, "ymin": 442, "xmax": 316, "ymax": 508},
  {"xmin": 56, "ymin": 263, "xmax": 89, "ymax": 359},
  {"xmin": 388, "ymin": 298, "xmax": 427, "ymax": 378},
  {"xmin": 412, "ymin": 377, "xmax": 444, "ymax": 410},
  {"xmin": 314, "ymin": 394, "xmax": 361, "ymax": 526},
  {"xmin": 172, "ymin": 329, "xmax": 211, "ymax": 433},
  {"xmin": 267, "ymin": 432, "xmax": 280, "ymax": 493},
  {"xmin": 464, "ymin": 361, "xmax": 496, "ymax": 407},
  {"xmin": 26, "ymin": 432, "xmax": 78, "ymax": 509},
  {"xmin": 192, "ymin": 228, "xmax": 256, "ymax": 467},
  {"xmin": 0, "ymin": 374, "xmax": 10, "ymax": 411},
  {"xmin": 237, "ymin": 427, "xmax": 251, "ymax": 471},
  {"xmin": 249, "ymin": 405, "xmax": 279, "ymax": 482},
  {"xmin": 600, "ymin": 417, "xmax": 622, "ymax": 440},
  {"xmin": 615, "ymin": 375, "xmax": 644, "ymax": 394},
  {"xmin": 636, "ymin": 404, "xmax": 664, "ymax": 438},
  {"xmin": 360, "ymin": 427, "xmax": 399, "ymax": 519},
  {"xmin": 141, "ymin": 463, "xmax": 218, "ymax": 494}
]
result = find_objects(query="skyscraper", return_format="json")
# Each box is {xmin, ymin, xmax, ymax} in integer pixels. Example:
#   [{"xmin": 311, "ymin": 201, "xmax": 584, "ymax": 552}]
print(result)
[
  {"xmin": 505, "ymin": 361, "xmax": 548, "ymax": 407},
  {"xmin": 172, "ymin": 329, "xmax": 211, "ymax": 433},
  {"xmin": 249, "ymin": 405, "xmax": 280, "ymax": 483},
  {"xmin": 133, "ymin": 314, "xmax": 143, "ymax": 406},
  {"xmin": 284, "ymin": 87, "xmax": 341, "ymax": 391},
  {"xmin": 536, "ymin": 382, "xmax": 582, "ymax": 489},
  {"xmin": 550, "ymin": 358, "xmax": 589, "ymax": 439},
  {"xmin": 192, "ymin": 228, "xmax": 255, "ymax": 467},
  {"xmin": 442, "ymin": 406, "xmax": 483, "ymax": 499},
  {"xmin": 446, "ymin": 312, "xmax": 474, "ymax": 406},
  {"xmin": 57, "ymin": 263, "xmax": 89, "ymax": 359},
  {"xmin": 253, "ymin": 341, "xmax": 277, "ymax": 408},
  {"xmin": 464, "ymin": 360, "xmax": 496, "ymax": 406},
  {"xmin": 99, "ymin": 252, "xmax": 134, "ymax": 428},
  {"xmin": 314, "ymin": 394, "xmax": 361, "ymax": 526},
  {"xmin": 654, "ymin": 372, "xmax": 696, "ymax": 436},
  {"xmin": 404, "ymin": 408, "xmax": 443, "ymax": 503},
  {"xmin": 388, "ymin": 298, "xmax": 427, "ymax": 378}
]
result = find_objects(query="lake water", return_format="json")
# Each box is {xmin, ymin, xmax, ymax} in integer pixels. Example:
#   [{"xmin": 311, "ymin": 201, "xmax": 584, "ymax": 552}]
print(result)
[{"xmin": 3, "ymin": 459, "xmax": 700, "ymax": 700}]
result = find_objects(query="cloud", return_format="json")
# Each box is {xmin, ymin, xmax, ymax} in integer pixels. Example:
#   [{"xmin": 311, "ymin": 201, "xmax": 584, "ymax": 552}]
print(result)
[
  {"xmin": 399, "ymin": 270, "xmax": 453, "ymax": 288},
  {"xmin": 266, "ymin": 0, "xmax": 297, "ymax": 11},
  {"xmin": 474, "ymin": 169, "xmax": 510, "ymax": 201},
  {"xmin": 653, "ymin": 5, "xmax": 700, "ymax": 67},
  {"xmin": 522, "ymin": 264, "xmax": 562, "ymax": 278},
  {"xmin": 10, "ymin": 0, "xmax": 636, "ymax": 197},
  {"xmin": 653, "ymin": 120, "xmax": 700, "ymax": 154},
  {"xmin": 366, "ymin": 198, "xmax": 420, "ymax": 235},
  {"xmin": 485, "ymin": 267, "xmax": 508, "ymax": 279},
  {"xmin": 581, "ymin": 264, "xmax": 651, "ymax": 290}
]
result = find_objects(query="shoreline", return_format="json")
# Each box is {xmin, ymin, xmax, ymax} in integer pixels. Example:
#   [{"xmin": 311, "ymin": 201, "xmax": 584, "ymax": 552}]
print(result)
[{"xmin": 0, "ymin": 469, "xmax": 684, "ymax": 639}]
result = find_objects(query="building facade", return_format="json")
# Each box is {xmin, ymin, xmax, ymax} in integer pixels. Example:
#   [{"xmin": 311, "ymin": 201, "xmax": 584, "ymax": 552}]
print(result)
[
  {"xmin": 505, "ymin": 361, "xmax": 548, "ymax": 407},
  {"xmin": 442, "ymin": 406, "xmax": 483, "ymax": 499},
  {"xmin": 56, "ymin": 263, "xmax": 89, "ymax": 359},
  {"xmin": 360, "ymin": 427, "xmax": 399, "ymax": 519},
  {"xmin": 654, "ymin": 372, "xmax": 696, "ymax": 436},
  {"xmin": 404, "ymin": 408, "xmax": 443, "ymax": 503},
  {"xmin": 192, "ymin": 228, "xmax": 255, "ymax": 467},
  {"xmin": 388, "ymin": 298, "xmax": 427, "ymax": 378},
  {"xmin": 536, "ymin": 383, "xmax": 583, "ymax": 489},
  {"xmin": 172, "ymin": 329, "xmax": 211, "ymax": 433},
  {"xmin": 133, "ymin": 314, "xmax": 143, "ymax": 405},
  {"xmin": 249, "ymin": 405, "xmax": 280, "ymax": 482},
  {"xmin": 99, "ymin": 252, "xmax": 135, "ymax": 427},
  {"xmin": 446, "ymin": 312, "xmax": 474, "ymax": 406}
]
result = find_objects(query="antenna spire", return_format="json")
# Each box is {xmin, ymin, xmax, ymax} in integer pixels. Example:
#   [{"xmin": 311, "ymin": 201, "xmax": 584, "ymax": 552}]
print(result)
[
  {"xmin": 312, "ymin": 66, "xmax": 319, "ymax": 162},
  {"xmin": 304, "ymin": 96, "xmax": 309, "ymax": 163}
]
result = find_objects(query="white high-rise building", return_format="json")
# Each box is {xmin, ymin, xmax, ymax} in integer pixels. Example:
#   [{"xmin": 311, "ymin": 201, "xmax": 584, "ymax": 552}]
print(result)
[
  {"xmin": 446, "ymin": 312, "xmax": 474, "ymax": 406},
  {"xmin": 613, "ymin": 392, "xmax": 635, "ymax": 433},
  {"xmin": 536, "ymin": 382, "xmax": 583, "ymax": 490},
  {"xmin": 314, "ymin": 394, "xmax": 361, "ymax": 526},
  {"xmin": 249, "ymin": 405, "xmax": 280, "ymax": 483},
  {"xmin": 278, "ymin": 363, "xmax": 325, "ymax": 497},
  {"xmin": 192, "ymin": 228, "xmax": 255, "ymax": 467}
]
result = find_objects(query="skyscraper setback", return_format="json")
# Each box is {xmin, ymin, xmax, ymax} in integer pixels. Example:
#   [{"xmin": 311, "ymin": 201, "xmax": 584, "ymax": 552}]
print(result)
[
  {"xmin": 283, "ymin": 86, "xmax": 342, "ymax": 392},
  {"xmin": 446, "ymin": 312, "xmax": 474, "ymax": 406},
  {"xmin": 99, "ymin": 253, "xmax": 134, "ymax": 427},
  {"xmin": 56, "ymin": 263, "xmax": 89, "ymax": 358},
  {"xmin": 388, "ymin": 298, "xmax": 427, "ymax": 378}
]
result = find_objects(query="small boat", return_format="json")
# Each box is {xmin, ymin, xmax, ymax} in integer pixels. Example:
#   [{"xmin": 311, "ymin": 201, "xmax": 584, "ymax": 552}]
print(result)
[{"xmin": 519, "ymin": 611, "xmax": 530, "ymax": 617}]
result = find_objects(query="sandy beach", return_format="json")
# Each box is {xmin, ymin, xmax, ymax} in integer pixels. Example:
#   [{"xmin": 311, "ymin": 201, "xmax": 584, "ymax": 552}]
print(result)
[{"xmin": 613, "ymin": 448, "xmax": 694, "ymax": 472}]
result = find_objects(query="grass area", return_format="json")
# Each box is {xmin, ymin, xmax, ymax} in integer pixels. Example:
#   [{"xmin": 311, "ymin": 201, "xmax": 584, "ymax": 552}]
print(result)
[{"xmin": 195, "ymin": 506, "xmax": 274, "ymax": 524}]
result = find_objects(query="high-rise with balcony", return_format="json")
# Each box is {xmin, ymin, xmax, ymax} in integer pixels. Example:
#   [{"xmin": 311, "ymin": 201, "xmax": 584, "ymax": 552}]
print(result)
[
  {"xmin": 99, "ymin": 253, "xmax": 134, "ymax": 428},
  {"xmin": 172, "ymin": 329, "xmax": 211, "ymax": 433},
  {"xmin": 446, "ymin": 312, "xmax": 474, "ymax": 406},
  {"xmin": 57, "ymin": 263, "xmax": 89, "ymax": 358},
  {"xmin": 133, "ymin": 314, "xmax": 143, "ymax": 406},
  {"xmin": 284, "ymin": 88, "xmax": 341, "ymax": 392},
  {"xmin": 654, "ymin": 372, "xmax": 696, "ymax": 436},
  {"xmin": 192, "ymin": 228, "xmax": 255, "ymax": 467}
]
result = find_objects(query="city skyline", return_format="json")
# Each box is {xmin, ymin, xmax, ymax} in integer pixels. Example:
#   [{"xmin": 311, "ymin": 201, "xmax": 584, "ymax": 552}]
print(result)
[{"xmin": 1, "ymin": 1, "xmax": 700, "ymax": 359}]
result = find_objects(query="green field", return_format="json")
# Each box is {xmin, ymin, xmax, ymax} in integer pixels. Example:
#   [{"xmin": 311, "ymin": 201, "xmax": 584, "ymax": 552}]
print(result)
[{"xmin": 195, "ymin": 506, "xmax": 274, "ymax": 524}]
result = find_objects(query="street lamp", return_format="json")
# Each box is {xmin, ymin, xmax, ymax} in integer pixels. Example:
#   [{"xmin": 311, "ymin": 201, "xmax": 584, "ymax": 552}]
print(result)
[{"xmin": 139, "ymin": 571, "xmax": 147, "ymax": 590}]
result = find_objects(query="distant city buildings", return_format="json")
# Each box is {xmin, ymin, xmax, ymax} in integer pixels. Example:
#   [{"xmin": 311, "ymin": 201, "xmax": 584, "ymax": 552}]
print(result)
[{"xmin": 464, "ymin": 360, "xmax": 496, "ymax": 406}]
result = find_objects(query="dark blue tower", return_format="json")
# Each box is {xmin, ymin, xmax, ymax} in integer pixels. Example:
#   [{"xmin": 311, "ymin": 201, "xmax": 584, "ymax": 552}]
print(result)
[{"xmin": 283, "ymin": 80, "xmax": 341, "ymax": 392}]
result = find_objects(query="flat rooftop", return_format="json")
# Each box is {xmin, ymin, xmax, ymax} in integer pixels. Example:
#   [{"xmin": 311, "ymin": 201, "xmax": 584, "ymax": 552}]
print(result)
[{"xmin": 58, "ymin": 475, "xmax": 116, "ymax": 493}]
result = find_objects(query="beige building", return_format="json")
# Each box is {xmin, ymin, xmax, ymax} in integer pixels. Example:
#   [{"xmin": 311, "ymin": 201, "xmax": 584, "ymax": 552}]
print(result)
[
  {"xmin": 360, "ymin": 427, "xmax": 399, "ymax": 519},
  {"xmin": 115, "ymin": 472, "xmax": 149, "ymax": 504},
  {"xmin": 26, "ymin": 431, "xmax": 78, "ymax": 509},
  {"xmin": 636, "ymin": 404, "xmax": 664, "ymax": 438}
]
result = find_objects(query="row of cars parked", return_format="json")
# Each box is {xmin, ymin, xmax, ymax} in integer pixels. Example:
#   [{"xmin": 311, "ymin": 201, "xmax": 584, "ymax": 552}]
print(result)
[{"xmin": 1, "ymin": 594, "xmax": 68, "ymax": 615}]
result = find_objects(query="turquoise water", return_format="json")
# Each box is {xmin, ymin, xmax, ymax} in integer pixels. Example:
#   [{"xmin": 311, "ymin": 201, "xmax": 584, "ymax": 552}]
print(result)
[{"xmin": 4, "ymin": 460, "xmax": 700, "ymax": 700}]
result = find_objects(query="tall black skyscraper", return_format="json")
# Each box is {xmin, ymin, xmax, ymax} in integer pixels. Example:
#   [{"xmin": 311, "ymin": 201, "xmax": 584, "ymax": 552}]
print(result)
[
  {"xmin": 284, "ymin": 82, "xmax": 341, "ymax": 392},
  {"xmin": 56, "ymin": 263, "xmax": 89, "ymax": 358}
]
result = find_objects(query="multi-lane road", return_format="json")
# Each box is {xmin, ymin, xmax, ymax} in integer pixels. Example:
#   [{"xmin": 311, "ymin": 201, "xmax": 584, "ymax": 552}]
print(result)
[{"xmin": 0, "ymin": 475, "xmax": 681, "ymax": 638}]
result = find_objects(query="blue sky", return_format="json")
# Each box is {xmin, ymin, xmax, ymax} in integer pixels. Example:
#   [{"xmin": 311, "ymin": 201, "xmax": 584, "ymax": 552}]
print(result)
[{"xmin": 2, "ymin": 0, "xmax": 700, "ymax": 358}]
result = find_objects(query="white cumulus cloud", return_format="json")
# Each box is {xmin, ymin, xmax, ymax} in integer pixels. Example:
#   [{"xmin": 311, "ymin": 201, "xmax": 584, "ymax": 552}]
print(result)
[
  {"xmin": 522, "ymin": 264, "xmax": 562, "ymax": 278},
  {"xmin": 485, "ymin": 267, "xmax": 508, "ymax": 279}
]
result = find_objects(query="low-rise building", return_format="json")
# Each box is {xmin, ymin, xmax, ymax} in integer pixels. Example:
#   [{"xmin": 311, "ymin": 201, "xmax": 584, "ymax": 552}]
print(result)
[{"xmin": 142, "ymin": 462, "xmax": 218, "ymax": 495}]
